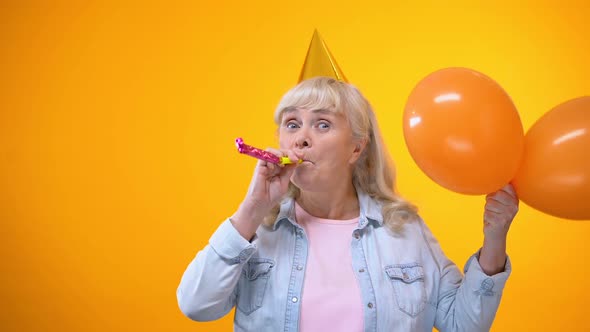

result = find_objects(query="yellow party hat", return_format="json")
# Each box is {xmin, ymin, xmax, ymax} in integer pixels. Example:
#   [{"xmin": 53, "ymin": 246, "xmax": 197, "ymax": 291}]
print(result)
[{"xmin": 298, "ymin": 30, "xmax": 348, "ymax": 82}]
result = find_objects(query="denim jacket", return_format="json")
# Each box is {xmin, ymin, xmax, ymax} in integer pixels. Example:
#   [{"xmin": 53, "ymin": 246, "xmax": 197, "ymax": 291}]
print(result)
[{"xmin": 177, "ymin": 191, "xmax": 511, "ymax": 331}]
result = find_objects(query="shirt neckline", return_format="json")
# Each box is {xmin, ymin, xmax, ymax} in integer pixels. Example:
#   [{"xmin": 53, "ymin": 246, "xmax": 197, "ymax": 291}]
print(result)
[{"xmin": 295, "ymin": 202, "xmax": 359, "ymax": 225}]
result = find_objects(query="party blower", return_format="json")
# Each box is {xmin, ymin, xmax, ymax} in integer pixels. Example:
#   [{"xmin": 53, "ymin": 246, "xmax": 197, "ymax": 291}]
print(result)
[{"xmin": 235, "ymin": 138, "xmax": 302, "ymax": 165}]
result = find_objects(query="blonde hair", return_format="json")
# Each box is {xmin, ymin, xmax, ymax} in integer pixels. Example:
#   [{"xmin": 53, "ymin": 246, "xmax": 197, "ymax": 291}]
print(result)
[{"xmin": 266, "ymin": 77, "xmax": 418, "ymax": 232}]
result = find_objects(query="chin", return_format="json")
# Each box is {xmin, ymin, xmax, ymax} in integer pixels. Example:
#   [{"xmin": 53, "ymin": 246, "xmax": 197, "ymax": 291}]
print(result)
[{"xmin": 290, "ymin": 172, "xmax": 321, "ymax": 192}]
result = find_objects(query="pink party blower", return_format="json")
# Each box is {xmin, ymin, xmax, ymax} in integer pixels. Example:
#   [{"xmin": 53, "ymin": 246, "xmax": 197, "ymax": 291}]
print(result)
[{"xmin": 235, "ymin": 138, "xmax": 301, "ymax": 165}]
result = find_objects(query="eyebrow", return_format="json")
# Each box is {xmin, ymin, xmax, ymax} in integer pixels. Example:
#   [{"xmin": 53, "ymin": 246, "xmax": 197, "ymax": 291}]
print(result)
[{"xmin": 282, "ymin": 107, "xmax": 334, "ymax": 115}]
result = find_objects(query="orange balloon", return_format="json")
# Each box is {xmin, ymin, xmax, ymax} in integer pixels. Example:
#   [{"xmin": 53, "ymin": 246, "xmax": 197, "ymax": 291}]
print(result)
[
  {"xmin": 512, "ymin": 96, "xmax": 590, "ymax": 220},
  {"xmin": 403, "ymin": 68, "xmax": 524, "ymax": 195}
]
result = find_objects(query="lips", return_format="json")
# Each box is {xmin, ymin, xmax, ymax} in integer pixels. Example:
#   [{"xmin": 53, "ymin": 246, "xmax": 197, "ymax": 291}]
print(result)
[
  {"xmin": 294, "ymin": 153, "xmax": 312, "ymax": 164},
  {"xmin": 299, "ymin": 156, "xmax": 312, "ymax": 164}
]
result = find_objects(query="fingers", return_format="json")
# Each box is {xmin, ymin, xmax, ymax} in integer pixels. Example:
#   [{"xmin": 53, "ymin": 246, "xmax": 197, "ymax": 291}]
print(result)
[
  {"xmin": 484, "ymin": 184, "xmax": 519, "ymax": 226},
  {"xmin": 284, "ymin": 150, "xmax": 300, "ymax": 164},
  {"xmin": 485, "ymin": 194, "xmax": 518, "ymax": 216},
  {"xmin": 282, "ymin": 161, "xmax": 298, "ymax": 182},
  {"xmin": 484, "ymin": 210, "xmax": 502, "ymax": 224},
  {"xmin": 277, "ymin": 150, "xmax": 300, "ymax": 181},
  {"xmin": 256, "ymin": 148, "xmax": 298, "ymax": 177},
  {"xmin": 503, "ymin": 183, "xmax": 517, "ymax": 199},
  {"xmin": 486, "ymin": 185, "xmax": 519, "ymax": 208},
  {"xmin": 484, "ymin": 200, "xmax": 505, "ymax": 214},
  {"xmin": 486, "ymin": 191, "xmax": 514, "ymax": 208}
]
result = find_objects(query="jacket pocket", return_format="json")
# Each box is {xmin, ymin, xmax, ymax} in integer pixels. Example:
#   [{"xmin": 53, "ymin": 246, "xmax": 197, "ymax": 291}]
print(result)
[
  {"xmin": 384, "ymin": 263, "xmax": 427, "ymax": 317},
  {"xmin": 237, "ymin": 258, "xmax": 275, "ymax": 315}
]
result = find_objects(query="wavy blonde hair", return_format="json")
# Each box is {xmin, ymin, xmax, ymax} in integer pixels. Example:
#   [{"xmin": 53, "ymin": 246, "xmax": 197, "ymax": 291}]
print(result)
[{"xmin": 265, "ymin": 76, "xmax": 418, "ymax": 232}]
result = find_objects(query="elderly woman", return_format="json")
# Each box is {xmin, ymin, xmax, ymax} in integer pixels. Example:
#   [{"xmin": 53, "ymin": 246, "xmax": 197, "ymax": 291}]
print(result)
[{"xmin": 177, "ymin": 77, "xmax": 518, "ymax": 331}]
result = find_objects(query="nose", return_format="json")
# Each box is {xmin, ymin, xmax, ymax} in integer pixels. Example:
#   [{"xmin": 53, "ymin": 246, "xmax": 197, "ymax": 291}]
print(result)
[{"xmin": 295, "ymin": 135, "xmax": 311, "ymax": 149}]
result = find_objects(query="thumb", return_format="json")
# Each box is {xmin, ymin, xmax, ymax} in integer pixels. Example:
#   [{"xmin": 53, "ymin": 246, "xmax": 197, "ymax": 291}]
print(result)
[{"xmin": 280, "ymin": 163, "xmax": 298, "ymax": 184}]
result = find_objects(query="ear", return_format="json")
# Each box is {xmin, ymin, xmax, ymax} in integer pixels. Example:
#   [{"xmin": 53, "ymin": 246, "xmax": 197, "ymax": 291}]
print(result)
[{"xmin": 348, "ymin": 138, "xmax": 368, "ymax": 164}]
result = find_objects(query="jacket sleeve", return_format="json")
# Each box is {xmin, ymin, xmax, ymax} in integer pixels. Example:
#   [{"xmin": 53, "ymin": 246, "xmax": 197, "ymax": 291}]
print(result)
[
  {"xmin": 419, "ymin": 220, "xmax": 511, "ymax": 332},
  {"xmin": 176, "ymin": 218, "xmax": 257, "ymax": 321}
]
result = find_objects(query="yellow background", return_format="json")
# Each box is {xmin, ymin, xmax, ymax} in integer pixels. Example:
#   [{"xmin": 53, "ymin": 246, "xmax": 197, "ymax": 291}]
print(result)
[{"xmin": 1, "ymin": 1, "xmax": 589, "ymax": 331}]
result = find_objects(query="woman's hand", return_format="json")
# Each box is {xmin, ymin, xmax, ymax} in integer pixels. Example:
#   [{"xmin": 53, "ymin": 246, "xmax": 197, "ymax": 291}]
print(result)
[
  {"xmin": 479, "ymin": 183, "xmax": 519, "ymax": 275},
  {"xmin": 231, "ymin": 148, "xmax": 300, "ymax": 240}
]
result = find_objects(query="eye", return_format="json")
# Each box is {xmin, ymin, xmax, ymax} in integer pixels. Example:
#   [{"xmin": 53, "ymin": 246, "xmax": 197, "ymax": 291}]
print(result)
[
  {"xmin": 317, "ymin": 121, "xmax": 330, "ymax": 129},
  {"xmin": 285, "ymin": 121, "xmax": 299, "ymax": 129}
]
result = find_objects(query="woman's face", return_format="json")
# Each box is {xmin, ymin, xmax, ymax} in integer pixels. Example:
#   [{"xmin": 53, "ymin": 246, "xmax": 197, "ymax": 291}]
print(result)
[{"xmin": 279, "ymin": 107, "xmax": 363, "ymax": 192}]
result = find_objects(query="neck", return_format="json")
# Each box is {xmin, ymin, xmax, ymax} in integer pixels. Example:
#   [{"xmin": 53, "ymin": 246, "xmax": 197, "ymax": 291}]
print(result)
[{"xmin": 297, "ymin": 182, "xmax": 360, "ymax": 220}]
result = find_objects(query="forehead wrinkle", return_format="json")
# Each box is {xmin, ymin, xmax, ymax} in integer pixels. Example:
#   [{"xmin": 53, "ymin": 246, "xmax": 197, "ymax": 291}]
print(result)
[
  {"xmin": 282, "ymin": 107, "xmax": 338, "ymax": 115},
  {"xmin": 311, "ymin": 108, "xmax": 335, "ymax": 115}
]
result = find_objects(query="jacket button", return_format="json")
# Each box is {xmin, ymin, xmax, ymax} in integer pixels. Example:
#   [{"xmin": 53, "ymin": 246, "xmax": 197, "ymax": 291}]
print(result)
[
  {"xmin": 292, "ymin": 297, "xmax": 298, "ymax": 303},
  {"xmin": 367, "ymin": 302, "xmax": 374, "ymax": 308},
  {"xmin": 481, "ymin": 278, "xmax": 495, "ymax": 291}
]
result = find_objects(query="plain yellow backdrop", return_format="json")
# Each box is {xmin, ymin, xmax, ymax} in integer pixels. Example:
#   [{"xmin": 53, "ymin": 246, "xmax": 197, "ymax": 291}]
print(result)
[{"xmin": 1, "ymin": 1, "xmax": 589, "ymax": 331}]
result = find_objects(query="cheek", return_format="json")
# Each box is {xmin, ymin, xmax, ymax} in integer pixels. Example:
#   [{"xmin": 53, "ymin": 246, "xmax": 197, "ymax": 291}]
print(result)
[
  {"xmin": 333, "ymin": 145, "xmax": 355, "ymax": 161},
  {"xmin": 278, "ymin": 134, "xmax": 291, "ymax": 149}
]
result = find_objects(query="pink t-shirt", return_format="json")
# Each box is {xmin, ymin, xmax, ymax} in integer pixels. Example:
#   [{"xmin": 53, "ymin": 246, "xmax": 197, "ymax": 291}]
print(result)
[{"xmin": 295, "ymin": 202, "xmax": 364, "ymax": 332}]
